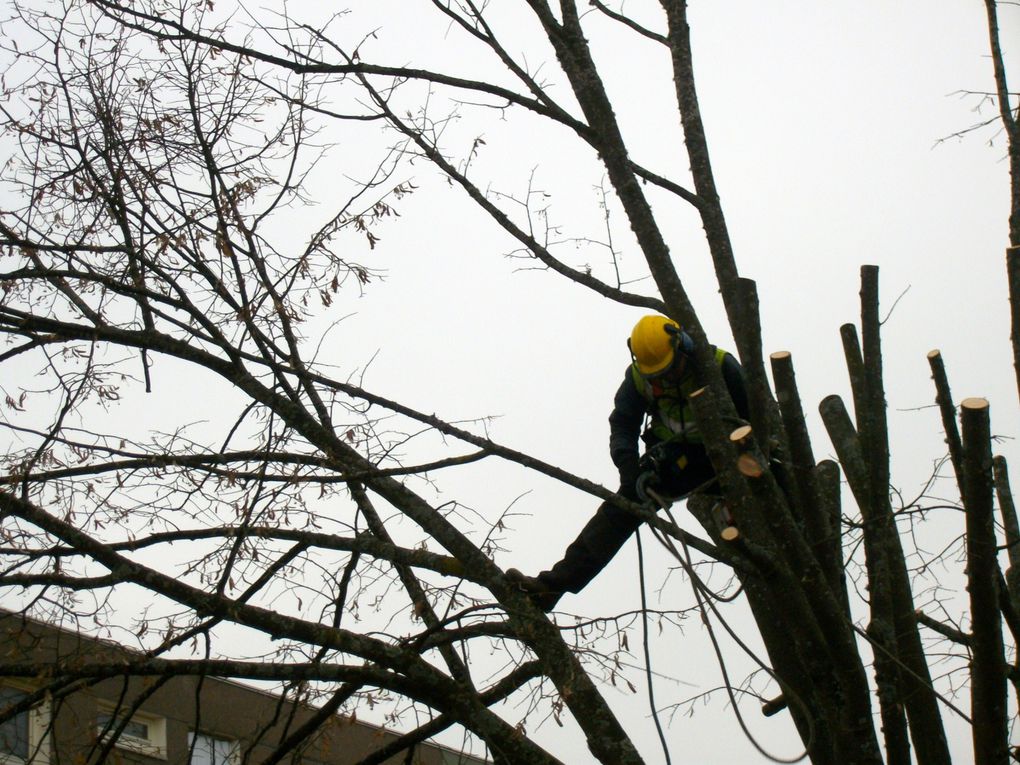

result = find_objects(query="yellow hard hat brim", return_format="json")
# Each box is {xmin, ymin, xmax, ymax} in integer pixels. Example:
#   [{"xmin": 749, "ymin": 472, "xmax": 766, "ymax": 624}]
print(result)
[{"xmin": 636, "ymin": 348, "xmax": 675, "ymax": 377}]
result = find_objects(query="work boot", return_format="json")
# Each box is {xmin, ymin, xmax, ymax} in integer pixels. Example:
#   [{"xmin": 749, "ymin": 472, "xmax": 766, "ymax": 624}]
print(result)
[{"xmin": 506, "ymin": 568, "xmax": 563, "ymax": 612}]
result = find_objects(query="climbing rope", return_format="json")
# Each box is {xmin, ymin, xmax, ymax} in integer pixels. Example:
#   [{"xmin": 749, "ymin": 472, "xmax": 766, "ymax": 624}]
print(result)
[
  {"xmin": 636, "ymin": 487, "xmax": 812, "ymax": 764},
  {"xmin": 636, "ymin": 529, "xmax": 673, "ymax": 765}
]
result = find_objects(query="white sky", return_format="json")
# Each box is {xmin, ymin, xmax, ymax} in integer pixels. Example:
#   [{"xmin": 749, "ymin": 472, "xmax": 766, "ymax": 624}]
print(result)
[
  {"xmin": 318, "ymin": 2, "xmax": 1020, "ymax": 762},
  {"xmin": 3, "ymin": 1, "xmax": 1020, "ymax": 763}
]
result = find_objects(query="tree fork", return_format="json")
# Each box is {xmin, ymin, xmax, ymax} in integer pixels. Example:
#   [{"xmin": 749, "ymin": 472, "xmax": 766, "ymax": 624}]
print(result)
[{"xmin": 349, "ymin": 484, "xmax": 473, "ymax": 686}]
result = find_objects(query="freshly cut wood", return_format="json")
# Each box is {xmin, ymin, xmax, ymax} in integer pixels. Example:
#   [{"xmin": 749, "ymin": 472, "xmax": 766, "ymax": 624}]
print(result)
[
  {"xmin": 737, "ymin": 452, "xmax": 764, "ymax": 478},
  {"xmin": 712, "ymin": 501, "xmax": 739, "ymax": 542},
  {"xmin": 720, "ymin": 526, "xmax": 740, "ymax": 542},
  {"xmin": 730, "ymin": 424, "xmax": 753, "ymax": 445}
]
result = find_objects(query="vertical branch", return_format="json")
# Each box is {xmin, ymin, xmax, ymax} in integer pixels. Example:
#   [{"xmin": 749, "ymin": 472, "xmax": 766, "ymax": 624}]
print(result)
[
  {"xmin": 858, "ymin": 265, "xmax": 950, "ymax": 765},
  {"xmin": 859, "ymin": 267, "xmax": 890, "ymax": 515},
  {"xmin": 994, "ymin": 455, "xmax": 1020, "ymax": 722},
  {"xmin": 926, "ymin": 350, "xmax": 965, "ymax": 498},
  {"xmin": 1008, "ymin": 248, "xmax": 1020, "ymax": 405},
  {"xmin": 658, "ymin": 0, "xmax": 741, "ymax": 315},
  {"xmin": 814, "ymin": 460, "xmax": 850, "ymax": 617},
  {"xmin": 994, "ymin": 455, "xmax": 1020, "ymax": 609},
  {"xmin": 839, "ymin": 324, "xmax": 867, "ymax": 428},
  {"xmin": 984, "ymin": 0, "xmax": 1020, "ymax": 399},
  {"xmin": 981, "ymin": 0, "xmax": 1019, "ymax": 247},
  {"xmin": 658, "ymin": 2, "xmax": 781, "ymax": 439},
  {"xmin": 736, "ymin": 278, "xmax": 784, "ymax": 451},
  {"xmin": 818, "ymin": 395, "xmax": 870, "ymax": 511},
  {"xmin": 961, "ymin": 398, "xmax": 1009, "ymax": 765},
  {"xmin": 770, "ymin": 351, "xmax": 836, "ymax": 583},
  {"xmin": 819, "ymin": 392, "xmax": 910, "ymax": 765}
]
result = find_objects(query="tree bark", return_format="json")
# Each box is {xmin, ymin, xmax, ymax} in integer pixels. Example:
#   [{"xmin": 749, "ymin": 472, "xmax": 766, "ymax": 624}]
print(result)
[
  {"xmin": 770, "ymin": 351, "xmax": 840, "ymax": 591},
  {"xmin": 692, "ymin": 388, "xmax": 882, "ymax": 765},
  {"xmin": 962, "ymin": 398, "xmax": 1009, "ymax": 765},
  {"xmin": 814, "ymin": 459, "xmax": 850, "ymax": 618},
  {"xmin": 927, "ymin": 349, "xmax": 965, "ymax": 498},
  {"xmin": 1007, "ymin": 248, "xmax": 1020, "ymax": 405},
  {"xmin": 994, "ymin": 456, "xmax": 1020, "ymax": 610},
  {"xmin": 981, "ymin": 0, "xmax": 1019, "ymax": 247}
]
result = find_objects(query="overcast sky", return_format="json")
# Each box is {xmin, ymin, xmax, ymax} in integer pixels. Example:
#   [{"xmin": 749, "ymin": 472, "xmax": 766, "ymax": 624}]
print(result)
[
  {"xmin": 4, "ymin": 1, "xmax": 1020, "ymax": 762},
  {"xmin": 320, "ymin": 2, "xmax": 1020, "ymax": 761}
]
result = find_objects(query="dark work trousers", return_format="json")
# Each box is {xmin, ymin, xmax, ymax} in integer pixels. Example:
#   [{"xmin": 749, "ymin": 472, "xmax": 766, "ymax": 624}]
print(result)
[{"xmin": 537, "ymin": 444, "xmax": 716, "ymax": 595}]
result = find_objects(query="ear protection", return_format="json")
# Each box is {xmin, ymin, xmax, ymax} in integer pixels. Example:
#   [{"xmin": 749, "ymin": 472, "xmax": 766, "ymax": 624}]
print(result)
[{"xmin": 664, "ymin": 323, "xmax": 695, "ymax": 359}]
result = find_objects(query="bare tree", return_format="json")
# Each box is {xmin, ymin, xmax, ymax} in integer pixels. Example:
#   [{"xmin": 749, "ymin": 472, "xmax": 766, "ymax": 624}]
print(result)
[{"xmin": 1, "ymin": 1, "xmax": 1017, "ymax": 763}]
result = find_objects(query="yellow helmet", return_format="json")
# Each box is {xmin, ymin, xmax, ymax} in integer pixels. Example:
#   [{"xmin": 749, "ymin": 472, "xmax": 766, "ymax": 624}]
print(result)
[{"xmin": 629, "ymin": 315, "xmax": 681, "ymax": 377}]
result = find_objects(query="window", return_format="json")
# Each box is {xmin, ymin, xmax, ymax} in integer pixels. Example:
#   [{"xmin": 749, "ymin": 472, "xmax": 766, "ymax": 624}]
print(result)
[
  {"xmin": 95, "ymin": 704, "xmax": 166, "ymax": 759},
  {"xmin": 0, "ymin": 684, "xmax": 49, "ymax": 765},
  {"xmin": 187, "ymin": 732, "xmax": 238, "ymax": 765}
]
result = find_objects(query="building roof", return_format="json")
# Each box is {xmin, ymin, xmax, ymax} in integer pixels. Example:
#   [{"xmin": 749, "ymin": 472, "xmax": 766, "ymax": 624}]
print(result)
[{"xmin": 0, "ymin": 609, "xmax": 490, "ymax": 765}]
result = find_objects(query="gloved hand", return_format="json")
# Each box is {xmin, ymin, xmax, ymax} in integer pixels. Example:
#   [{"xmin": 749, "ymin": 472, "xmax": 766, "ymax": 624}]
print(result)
[
  {"xmin": 638, "ymin": 451, "xmax": 656, "ymax": 474},
  {"xmin": 642, "ymin": 441, "xmax": 673, "ymax": 469}
]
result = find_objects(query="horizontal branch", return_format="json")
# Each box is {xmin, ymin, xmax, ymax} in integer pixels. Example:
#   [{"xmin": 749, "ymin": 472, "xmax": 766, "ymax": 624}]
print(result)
[
  {"xmin": 2, "ymin": 449, "xmax": 488, "ymax": 486},
  {"xmin": 0, "ymin": 657, "xmax": 461, "ymax": 699},
  {"xmin": 1, "ymin": 524, "xmax": 470, "ymax": 580},
  {"xmin": 89, "ymin": 0, "xmax": 592, "ymax": 135}
]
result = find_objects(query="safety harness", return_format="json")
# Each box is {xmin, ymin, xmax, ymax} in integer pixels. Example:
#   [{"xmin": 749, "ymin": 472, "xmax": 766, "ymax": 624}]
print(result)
[{"xmin": 630, "ymin": 346, "xmax": 729, "ymax": 445}]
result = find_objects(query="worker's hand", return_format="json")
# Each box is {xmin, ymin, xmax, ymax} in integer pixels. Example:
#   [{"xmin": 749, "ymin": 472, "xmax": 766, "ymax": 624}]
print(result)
[
  {"xmin": 636, "ymin": 469, "xmax": 666, "ymax": 506},
  {"xmin": 638, "ymin": 451, "xmax": 656, "ymax": 474}
]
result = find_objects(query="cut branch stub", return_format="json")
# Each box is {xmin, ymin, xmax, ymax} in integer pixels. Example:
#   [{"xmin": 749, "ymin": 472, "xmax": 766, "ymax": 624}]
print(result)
[
  {"xmin": 927, "ymin": 348, "xmax": 965, "ymax": 499},
  {"xmin": 770, "ymin": 349, "xmax": 832, "ymax": 572},
  {"xmin": 730, "ymin": 424, "xmax": 754, "ymax": 447},
  {"xmin": 737, "ymin": 453, "xmax": 765, "ymax": 479}
]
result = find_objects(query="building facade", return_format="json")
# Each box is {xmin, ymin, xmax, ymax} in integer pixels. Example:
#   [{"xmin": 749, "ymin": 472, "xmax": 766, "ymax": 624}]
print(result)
[{"xmin": 0, "ymin": 613, "xmax": 488, "ymax": 765}]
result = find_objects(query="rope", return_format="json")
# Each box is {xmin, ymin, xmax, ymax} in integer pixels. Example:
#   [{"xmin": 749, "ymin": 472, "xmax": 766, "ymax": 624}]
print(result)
[
  {"xmin": 639, "ymin": 488, "xmax": 812, "ymax": 764},
  {"xmin": 637, "ymin": 528, "xmax": 673, "ymax": 765},
  {"xmin": 675, "ymin": 521, "xmax": 810, "ymax": 764}
]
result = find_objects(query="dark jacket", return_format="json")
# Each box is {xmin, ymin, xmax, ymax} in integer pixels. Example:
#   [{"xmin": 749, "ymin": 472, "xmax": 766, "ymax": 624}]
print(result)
[{"xmin": 607, "ymin": 350, "xmax": 750, "ymax": 478}]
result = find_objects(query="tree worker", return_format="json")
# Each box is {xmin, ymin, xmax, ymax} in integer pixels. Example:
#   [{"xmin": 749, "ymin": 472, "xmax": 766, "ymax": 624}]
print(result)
[{"xmin": 508, "ymin": 314, "xmax": 750, "ymax": 612}]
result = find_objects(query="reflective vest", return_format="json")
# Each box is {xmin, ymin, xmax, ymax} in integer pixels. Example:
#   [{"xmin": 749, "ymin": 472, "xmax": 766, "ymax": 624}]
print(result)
[{"xmin": 630, "ymin": 347, "xmax": 729, "ymax": 444}]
